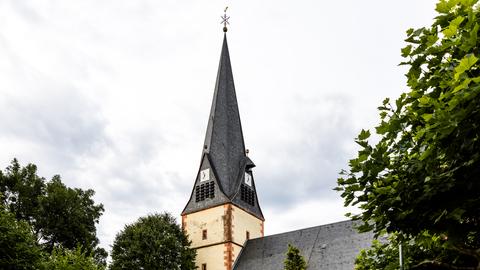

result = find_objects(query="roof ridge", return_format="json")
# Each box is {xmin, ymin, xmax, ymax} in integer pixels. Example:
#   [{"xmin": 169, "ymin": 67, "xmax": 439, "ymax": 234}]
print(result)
[{"xmin": 249, "ymin": 219, "xmax": 356, "ymax": 241}]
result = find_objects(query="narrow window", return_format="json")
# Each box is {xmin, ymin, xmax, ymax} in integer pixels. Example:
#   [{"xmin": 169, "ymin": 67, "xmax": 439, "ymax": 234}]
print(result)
[
  {"xmin": 202, "ymin": 263, "xmax": 207, "ymax": 270},
  {"xmin": 246, "ymin": 231, "xmax": 250, "ymax": 240},
  {"xmin": 202, "ymin": 229, "xmax": 207, "ymax": 240}
]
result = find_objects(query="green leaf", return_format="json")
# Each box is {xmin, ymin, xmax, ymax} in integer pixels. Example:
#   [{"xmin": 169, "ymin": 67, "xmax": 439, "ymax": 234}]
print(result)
[
  {"xmin": 380, "ymin": 111, "xmax": 388, "ymax": 119},
  {"xmin": 454, "ymin": 54, "xmax": 478, "ymax": 80},
  {"xmin": 376, "ymin": 186, "xmax": 391, "ymax": 195},
  {"xmin": 408, "ymin": 90, "xmax": 421, "ymax": 98},
  {"xmin": 382, "ymin": 97, "xmax": 390, "ymax": 106},
  {"xmin": 460, "ymin": 0, "xmax": 477, "ymax": 6},
  {"xmin": 452, "ymin": 78, "xmax": 471, "ymax": 93},
  {"xmin": 419, "ymin": 146, "xmax": 433, "ymax": 160},
  {"xmin": 401, "ymin": 45, "xmax": 412, "ymax": 57},
  {"xmin": 375, "ymin": 121, "xmax": 389, "ymax": 135},
  {"xmin": 472, "ymin": 76, "xmax": 480, "ymax": 83},
  {"xmin": 358, "ymin": 129, "xmax": 371, "ymax": 140},
  {"xmin": 419, "ymin": 96, "xmax": 430, "ymax": 105},
  {"xmin": 427, "ymin": 33, "xmax": 439, "ymax": 46},
  {"xmin": 436, "ymin": 0, "xmax": 455, "ymax": 13},
  {"xmin": 422, "ymin": 113, "xmax": 433, "ymax": 121},
  {"xmin": 442, "ymin": 16, "xmax": 465, "ymax": 38},
  {"xmin": 413, "ymin": 28, "xmax": 424, "ymax": 37},
  {"xmin": 462, "ymin": 23, "xmax": 479, "ymax": 51}
]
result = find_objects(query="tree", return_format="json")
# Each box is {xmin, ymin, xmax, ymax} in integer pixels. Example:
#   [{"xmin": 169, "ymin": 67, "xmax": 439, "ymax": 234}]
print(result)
[
  {"xmin": 336, "ymin": 0, "xmax": 480, "ymax": 269},
  {"xmin": 0, "ymin": 159, "xmax": 45, "ymax": 226},
  {"xmin": 0, "ymin": 205, "xmax": 44, "ymax": 270},
  {"xmin": 41, "ymin": 246, "xmax": 105, "ymax": 270},
  {"xmin": 355, "ymin": 233, "xmax": 434, "ymax": 270},
  {"xmin": 37, "ymin": 176, "xmax": 104, "ymax": 252},
  {"xmin": 284, "ymin": 244, "xmax": 307, "ymax": 270},
  {"xmin": 110, "ymin": 213, "xmax": 196, "ymax": 270},
  {"xmin": 0, "ymin": 159, "xmax": 107, "ymax": 264}
]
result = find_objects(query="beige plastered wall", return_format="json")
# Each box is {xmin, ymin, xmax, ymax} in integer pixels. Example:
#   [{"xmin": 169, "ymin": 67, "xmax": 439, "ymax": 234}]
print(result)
[
  {"xmin": 183, "ymin": 204, "xmax": 264, "ymax": 270},
  {"xmin": 183, "ymin": 205, "xmax": 225, "ymax": 248},
  {"xmin": 231, "ymin": 204, "xmax": 264, "ymax": 246},
  {"xmin": 195, "ymin": 244, "xmax": 225, "ymax": 270}
]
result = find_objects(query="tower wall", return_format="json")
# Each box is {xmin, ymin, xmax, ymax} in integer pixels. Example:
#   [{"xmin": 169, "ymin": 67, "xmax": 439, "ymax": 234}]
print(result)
[
  {"xmin": 183, "ymin": 204, "xmax": 225, "ymax": 248},
  {"xmin": 231, "ymin": 204, "xmax": 264, "ymax": 245},
  {"xmin": 182, "ymin": 204, "xmax": 263, "ymax": 270}
]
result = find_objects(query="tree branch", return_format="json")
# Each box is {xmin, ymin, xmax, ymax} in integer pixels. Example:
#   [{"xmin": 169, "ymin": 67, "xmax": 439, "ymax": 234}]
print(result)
[{"xmin": 451, "ymin": 244, "xmax": 480, "ymax": 261}]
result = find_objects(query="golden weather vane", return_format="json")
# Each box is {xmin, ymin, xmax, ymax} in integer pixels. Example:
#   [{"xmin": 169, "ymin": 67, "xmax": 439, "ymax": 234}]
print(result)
[{"xmin": 220, "ymin": 6, "xmax": 230, "ymax": 32}]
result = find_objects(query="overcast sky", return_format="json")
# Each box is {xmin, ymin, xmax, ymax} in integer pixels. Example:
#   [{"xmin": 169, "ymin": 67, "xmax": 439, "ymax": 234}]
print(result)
[{"xmin": 0, "ymin": 0, "xmax": 438, "ymax": 253}]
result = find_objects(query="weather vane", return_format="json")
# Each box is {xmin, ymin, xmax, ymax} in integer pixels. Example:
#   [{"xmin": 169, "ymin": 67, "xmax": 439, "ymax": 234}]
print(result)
[{"xmin": 221, "ymin": 6, "xmax": 230, "ymax": 32}]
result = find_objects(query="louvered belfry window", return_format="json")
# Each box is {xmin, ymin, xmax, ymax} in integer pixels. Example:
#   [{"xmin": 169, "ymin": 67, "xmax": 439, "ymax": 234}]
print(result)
[
  {"xmin": 195, "ymin": 181, "xmax": 215, "ymax": 202},
  {"xmin": 240, "ymin": 184, "xmax": 255, "ymax": 206}
]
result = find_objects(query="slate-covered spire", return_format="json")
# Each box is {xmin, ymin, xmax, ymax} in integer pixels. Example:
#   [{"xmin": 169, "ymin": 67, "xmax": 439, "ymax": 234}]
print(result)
[
  {"xmin": 182, "ymin": 33, "xmax": 263, "ymax": 220},
  {"xmin": 203, "ymin": 34, "xmax": 246, "ymax": 197}
]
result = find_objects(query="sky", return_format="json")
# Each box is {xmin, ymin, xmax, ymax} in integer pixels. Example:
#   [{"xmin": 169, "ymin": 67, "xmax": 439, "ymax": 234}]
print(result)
[{"xmin": 0, "ymin": 0, "xmax": 438, "ymax": 254}]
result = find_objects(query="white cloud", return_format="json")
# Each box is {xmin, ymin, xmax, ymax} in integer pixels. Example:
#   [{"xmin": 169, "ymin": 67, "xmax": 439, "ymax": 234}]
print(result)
[{"xmin": 264, "ymin": 197, "xmax": 361, "ymax": 236}]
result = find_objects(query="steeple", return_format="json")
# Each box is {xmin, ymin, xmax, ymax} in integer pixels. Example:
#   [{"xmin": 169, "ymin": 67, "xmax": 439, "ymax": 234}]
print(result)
[
  {"xmin": 182, "ymin": 33, "xmax": 264, "ymax": 220},
  {"xmin": 203, "ymin": 34, "xmax": 246, "ymax": 197}
]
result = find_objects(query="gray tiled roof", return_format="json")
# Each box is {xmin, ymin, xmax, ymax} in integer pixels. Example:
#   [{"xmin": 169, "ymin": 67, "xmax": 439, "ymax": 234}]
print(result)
[
  {"xmin": 182, "ymin": 34, "xmax": 264, "ymax": 220},
  {"xmin": 233, "ymin": 220, "xmax": 374, "ymax": 270}
]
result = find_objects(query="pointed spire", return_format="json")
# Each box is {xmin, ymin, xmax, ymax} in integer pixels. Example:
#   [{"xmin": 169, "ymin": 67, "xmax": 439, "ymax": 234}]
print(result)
[
  {"xmin": 203, "ymin": 34, "xmax": 246, "ymax": 197},
  {"xmin": 182, "ymin": 32, "xmax": 264, "ymax": 221}
]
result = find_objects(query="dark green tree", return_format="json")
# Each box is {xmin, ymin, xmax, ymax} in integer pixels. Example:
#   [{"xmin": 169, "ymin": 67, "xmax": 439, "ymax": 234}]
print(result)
[
  {"xmin": 336, "ymin": 0, "xmax": 480, "ymax": 268},
  {"xmin": 283, "ymin": 244, "xmax": 307, "ymax": 270},
  {"xmin": 110, "ymin": 213, "xmax": 196, "ymax": 270},
  {"xmin": 0, "ymin": 204, "xmax": 44, "ymax": 270},
  {"xmin": 37, "ymin": 176, "xmax": 104, "ymax": 252},
  {"xmin": 0, "ymin": 159, "xmax": 107, "ymax": 265},
  {"xmin": 0, "ymin": 159, "xmax": 45, "ymax": 226}
]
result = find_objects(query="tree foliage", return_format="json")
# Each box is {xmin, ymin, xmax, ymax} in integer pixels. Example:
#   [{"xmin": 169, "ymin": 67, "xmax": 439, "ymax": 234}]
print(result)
[
  {"xmin": 110, "ymin": 213, "xmax": 196, "ymax": 270},
  {"xmin": 41, "ymin": 246, "xmax": 105, "ymax": 270},
  {"xmin": 355, "ymin": 232, "xmax": 475, "ymax": 270},
  {"xmin": 284, "ymin": 244, "xmax": 307, "ymax": 270},
  {"xmin": 0, "ymin": 159, "xmax": 107, "ymax": 265},
  {"xmin": 37, "ymin": 176, "xmax": 104, "ymax": 253},
  {"xmin": 0, "ymin": 205, "xmax": 43, "ymax": 270},
  {"xmin": 337, "ymin": 0, "xmax": 480, "ymax": 268}
]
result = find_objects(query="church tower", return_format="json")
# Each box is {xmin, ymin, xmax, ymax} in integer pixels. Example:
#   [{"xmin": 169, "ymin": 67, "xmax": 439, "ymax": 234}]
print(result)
[{"xmin": 181, "ymin": 31, "xmax": 264, "ymax": 270}]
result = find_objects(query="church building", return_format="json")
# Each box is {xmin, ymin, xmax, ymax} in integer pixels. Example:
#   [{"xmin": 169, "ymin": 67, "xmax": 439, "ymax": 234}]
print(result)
[{"xmin": 181, "ymin": 25, "xmax": 373, "ymax": 270}]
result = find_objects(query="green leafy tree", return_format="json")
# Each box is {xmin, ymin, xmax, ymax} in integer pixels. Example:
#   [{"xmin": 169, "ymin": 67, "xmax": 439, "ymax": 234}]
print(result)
[
  {"xmin": 355, "ymin": 232, "xmax": 470, "ymax": 270},
  {"xmin": 337, "ymin": 0, "xmax": 480, "ymax": 268},
  {"xmin": 284, "ymin": 244, "xmax": 307, "ymax": 270},
  {"xmin": 110, "ymin": 213, "xmax": 196, "ymax": 270},
  {"xmin": 0, "ymin": 159, "xmax": 45, "ymax": 226},
  {"xmin": 41, "ymin": 246, "xmax": 105, "ymax": 270},
  {"xmin": 0, "ymin": 159, "xmax": 107, "ymax": 265},
  {"xmin": 355, "ymin": 238, "xmax": 402, "ymax": 270},
  {"xmin": 0, "ymin": 203, "xmax": 44, "ymax": 270},
  {"xmin": 37, "ymin": 176, "xmax": 104, "ymax": 252}
]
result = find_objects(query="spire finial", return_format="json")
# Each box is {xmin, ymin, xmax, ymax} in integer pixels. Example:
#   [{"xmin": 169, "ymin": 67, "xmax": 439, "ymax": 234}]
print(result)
[{"xmin": 221, "ymin": 6, "xmax": 230, "ymax": 32}]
